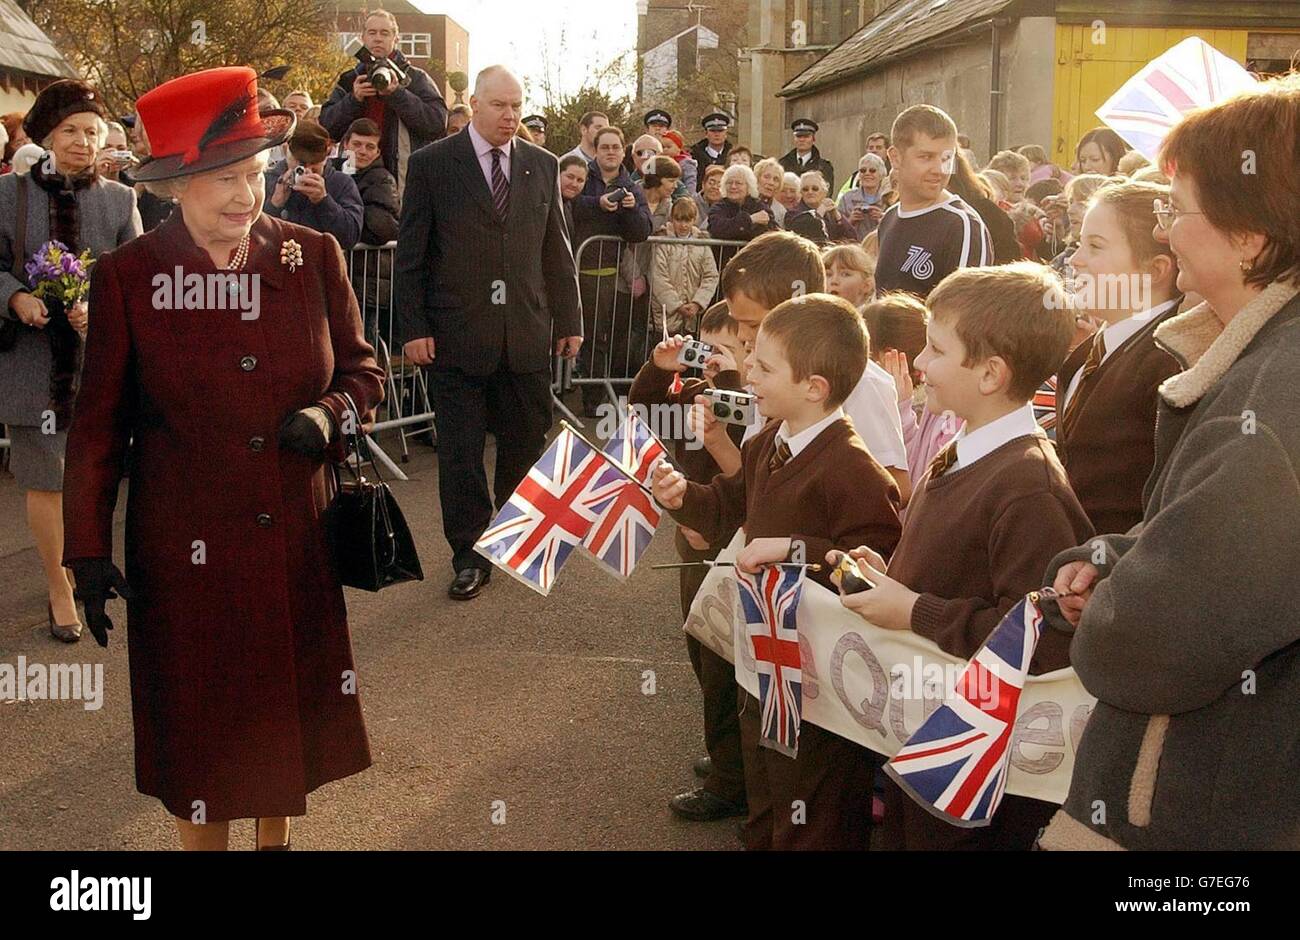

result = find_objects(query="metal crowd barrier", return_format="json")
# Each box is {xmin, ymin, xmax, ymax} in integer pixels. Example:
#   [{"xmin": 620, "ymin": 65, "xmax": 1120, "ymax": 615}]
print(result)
[
  {"xmin": 557, "ymin": 233, "xmax": 747, "ymax": 423},
  {"xmin": 346, "ymin": 240, "xmax": 435, "ymax": 482}
]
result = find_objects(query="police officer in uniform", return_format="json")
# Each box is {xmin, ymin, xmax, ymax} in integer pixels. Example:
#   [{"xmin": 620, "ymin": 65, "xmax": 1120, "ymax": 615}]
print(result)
[
  {"xmin": 689, "ymin": 111, "xmax": 732, "ymax": 191},
  {"xmin": 522, "ymin": 114, "xmax": 548, "ymax": 150},
  {"xmin": 624, "ymin": 108, "xmax": 672, "ymax": 172},
  {"xmin": 779, "ymin": 118, "xmax": 835, "ymax": 193}
]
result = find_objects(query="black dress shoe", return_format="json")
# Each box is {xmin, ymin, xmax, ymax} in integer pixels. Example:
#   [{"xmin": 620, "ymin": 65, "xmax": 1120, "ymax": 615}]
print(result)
[
  {"xmin": 693, "ymin": 755, "xmax": 712, "ymax": 780},
  {"xmin": 448, "ymin": 567, "xmax": 490, "ymax": 600},
  {"xmin": 669, "ymin": 787, "xmax": 747, "ymax": 822}
]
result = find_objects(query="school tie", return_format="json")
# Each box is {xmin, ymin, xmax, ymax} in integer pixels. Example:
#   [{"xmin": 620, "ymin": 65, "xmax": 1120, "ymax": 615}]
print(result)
[
  {"xmin": 927, "ymin": 442, "xmax": 958, "ymax": 481},
  {"xmin": 1060, "ymin": 331, "xmax": 1106, "ymax": 440},
  {"xmin": 768, "ymin": 437, "xmax": 792, "ymax": 473},
  {"xmin": 490, "ymin": 147, "xmax": 510, "ymax": 219}
]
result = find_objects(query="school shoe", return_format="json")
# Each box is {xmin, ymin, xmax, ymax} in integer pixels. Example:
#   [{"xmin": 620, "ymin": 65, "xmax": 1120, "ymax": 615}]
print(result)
[
  {"xmin": 693, "ymin": 756, "xmax": 711, "ymax": 779},
  {"xmin": 669, "ymin": 787, "xmax": 747, "ymax": 822}
]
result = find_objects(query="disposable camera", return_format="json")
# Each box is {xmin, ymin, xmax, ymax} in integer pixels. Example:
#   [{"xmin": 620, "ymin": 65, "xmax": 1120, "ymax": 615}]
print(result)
[
  {"xmin": 701, "ymin": 388, "xmax": 756, "ymax": 426},
  {"xmin": 676, "ymin": 339, "xmax": 714, "ymax": 368},
  {"xmin": 291, "ymin": 164, "xmax": 308, "ymax": 186}
]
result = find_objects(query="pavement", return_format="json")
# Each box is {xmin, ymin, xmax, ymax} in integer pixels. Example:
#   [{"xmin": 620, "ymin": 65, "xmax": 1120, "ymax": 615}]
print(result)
[{"xmin": 0, "ymin": 417, "xmax": 740, "ymax": 850}]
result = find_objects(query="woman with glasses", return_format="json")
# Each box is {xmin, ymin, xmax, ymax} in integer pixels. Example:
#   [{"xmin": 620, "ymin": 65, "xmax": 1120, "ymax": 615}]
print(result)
[{"xmin": 1038, "ymin": 72, "xmax": 1300, "ymax": 851}]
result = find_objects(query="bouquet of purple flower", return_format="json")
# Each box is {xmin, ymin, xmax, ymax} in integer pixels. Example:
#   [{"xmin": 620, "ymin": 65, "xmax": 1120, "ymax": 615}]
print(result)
[{"xmin": 25, "ymin": 240, "xmax": 95, "ymax": 306}]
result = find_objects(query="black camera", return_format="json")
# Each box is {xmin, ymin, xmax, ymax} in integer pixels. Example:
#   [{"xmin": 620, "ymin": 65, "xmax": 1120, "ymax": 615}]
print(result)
[
  {"xmin": 605, "ymin": 187, "xmax": 629, "ymax": 205},
  {"xmin": 676, "ymin": 339, "xmax": 714, "ymax": 368},
  {"xmin": 356, "ymin": 46, "xmax": 409, "ymax": 93},
  {"xmin": 700, "ymin": 388, "xmax": 757, "ymax": 426}
]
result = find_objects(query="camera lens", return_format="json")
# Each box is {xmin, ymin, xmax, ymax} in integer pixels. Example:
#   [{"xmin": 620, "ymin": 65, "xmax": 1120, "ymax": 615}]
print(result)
[
  {"xmin": 731, "ymin": 409, "xmax": 743, "ymax": 421},
  {"xmin": 713, "ymin": 403, "xmax": 729, "ymax": 418}
]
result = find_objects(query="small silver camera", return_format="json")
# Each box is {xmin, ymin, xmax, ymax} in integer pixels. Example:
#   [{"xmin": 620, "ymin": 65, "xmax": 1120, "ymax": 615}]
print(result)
[
  {"xmin": 701, "ymin": 388, "xmax": 757, "ymax": 426},
  {"xmin": 676, "ymin": 339, "xmax": 714, "ymax": 369},
  {"xmin": 291, "ymin": 164, "xmax": 308, "ymax": 187}
]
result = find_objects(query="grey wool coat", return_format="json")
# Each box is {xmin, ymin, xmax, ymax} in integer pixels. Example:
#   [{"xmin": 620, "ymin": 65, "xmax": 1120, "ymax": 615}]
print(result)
[
  {"xmin": 0, "ymin": 172, "xmax": 142, "ymax": 426},
  {"xmin": 1039, "ymin": 281, "xmax": 1300, "ymax": 851}
]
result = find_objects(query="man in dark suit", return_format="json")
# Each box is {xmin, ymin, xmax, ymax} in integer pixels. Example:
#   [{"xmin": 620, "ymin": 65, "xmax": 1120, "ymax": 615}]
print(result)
[{"xmin": 396, "ymin": 65, "xmax": 583, "ymax": 600}]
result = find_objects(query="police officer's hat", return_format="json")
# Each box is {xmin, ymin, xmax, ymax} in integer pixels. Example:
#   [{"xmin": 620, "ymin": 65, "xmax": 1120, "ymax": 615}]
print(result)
[
  {"xmin": 701, "ymin": 111, "xmax": 731, "ymax": 132},
  {"xmin": 791, "ymin": 119, "xmax": 819, "ymax": 135},
  {"xmin": 522, "ymin": 114, "xmax": 547, "ymax": 132},
  {"xmin": 643, "ymin": 109, "xmax": 672, "ymax": 128}
]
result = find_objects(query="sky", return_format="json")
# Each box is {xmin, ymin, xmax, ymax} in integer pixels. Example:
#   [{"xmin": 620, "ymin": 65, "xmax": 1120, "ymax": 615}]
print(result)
[{"xmin": 413, "ymin": 0, "xmax": 641, "ymax": 108}]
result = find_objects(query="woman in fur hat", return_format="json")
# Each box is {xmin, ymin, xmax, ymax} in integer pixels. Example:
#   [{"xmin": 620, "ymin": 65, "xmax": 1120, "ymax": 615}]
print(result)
[{"xmin": 0, "ymin": 79, "xmax": 141, "ymax": 642}]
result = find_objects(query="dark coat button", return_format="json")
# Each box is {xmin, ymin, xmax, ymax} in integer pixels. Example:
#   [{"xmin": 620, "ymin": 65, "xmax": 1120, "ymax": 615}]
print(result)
[
  {"xmin": 249, "ymin": 436, "xmax": 265, "ymax": 452},
  {"xmin": 240, "ymin": 355, "xmax": 258, "ymax": 371},
  {"xmin": 256, "ymin": 513, "xmax": 273, "ymax": 528}
]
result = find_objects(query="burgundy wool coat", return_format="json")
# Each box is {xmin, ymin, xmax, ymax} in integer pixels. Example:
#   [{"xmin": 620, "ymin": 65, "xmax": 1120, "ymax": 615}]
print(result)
[{"xmin": 62, "ymin": 212, "xmax": 385, "ymax": 822}]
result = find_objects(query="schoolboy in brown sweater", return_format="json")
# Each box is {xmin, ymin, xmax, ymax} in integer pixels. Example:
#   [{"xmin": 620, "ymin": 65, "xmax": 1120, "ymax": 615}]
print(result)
[
  {"xmin": 834, "ymin": 262, "xmax": 1093, "ymax": 850},
  {"xmin": 629, "ymin": 302, "xmax": 749, "ymax": 821},
  {"xmin": 653, "ymin": 294, "xmax": 903, "ymax": 850}
]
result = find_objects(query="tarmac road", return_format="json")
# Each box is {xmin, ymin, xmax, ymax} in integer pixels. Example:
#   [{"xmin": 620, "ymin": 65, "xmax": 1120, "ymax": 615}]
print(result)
[{"xmin": 0, "ymin": 427, "xmax": 739, "ymax": 851}]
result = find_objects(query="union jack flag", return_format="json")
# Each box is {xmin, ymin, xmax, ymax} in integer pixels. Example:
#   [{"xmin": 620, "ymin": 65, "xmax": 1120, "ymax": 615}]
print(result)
[
  {"xmin": 736, "ymin": 564, "xmax": 806, "ymax": 757},
  {"xmin": 1033, "ymin": 376, "xmax": 1057, "ymax": 440},
  {"xmin": 580, "ymin": 409, "xmax": 667, "ymax": 579},
  {"xmin": 884, "ymin": 590, "xmax": 1054, "ymax": 827},
  {"xmin": 475, "ymin": 427, "xmax": 609, "ymax": 596},
  {"xmin": 1095, "ymin": 36, "xmax": 1257, "ymax": 162}
]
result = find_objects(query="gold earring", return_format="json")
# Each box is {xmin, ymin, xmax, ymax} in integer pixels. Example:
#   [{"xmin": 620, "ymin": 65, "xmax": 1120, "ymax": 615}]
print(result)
[{"xmin": 1240, "ymin": 257, "xmax": 1254, "ymax": 274}]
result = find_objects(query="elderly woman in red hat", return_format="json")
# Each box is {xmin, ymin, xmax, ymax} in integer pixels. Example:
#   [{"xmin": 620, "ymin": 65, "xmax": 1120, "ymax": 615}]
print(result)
[
  {"xmin": 0, "ymin": 79, "xmax": 141, "ymax": 643},
  {"xmin": 61, "ymin": 67, "xmax": 385, "ymax": 850}
]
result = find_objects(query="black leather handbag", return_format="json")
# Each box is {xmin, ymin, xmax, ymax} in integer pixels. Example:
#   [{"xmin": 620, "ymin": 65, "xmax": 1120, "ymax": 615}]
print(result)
[{"xmin": 329, "ymin": 393, "xmax": 424, "ymax": 591}]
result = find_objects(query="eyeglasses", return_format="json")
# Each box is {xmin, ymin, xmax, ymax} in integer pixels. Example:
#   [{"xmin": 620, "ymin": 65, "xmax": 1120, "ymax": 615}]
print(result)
[
  {"xmin": 1153, "ymin": 198, "xmax": 1204, "ymax": 232},
  {"xmin": 636, "ymin": 150, "xmax": 658, "ymax": 160}
]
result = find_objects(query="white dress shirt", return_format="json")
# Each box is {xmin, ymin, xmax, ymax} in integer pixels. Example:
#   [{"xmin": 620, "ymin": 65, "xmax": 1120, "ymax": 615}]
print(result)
[
  {"xmin": 1060, "ymin": 299, "xmax": 1179, "ymax": 412},
  {"xmin": 952, "ymin": 402, "xmax": 1043, "ymax": 470},
  {"xmin": 742, "ymin": 363, "xmax": 908, "ymax": 471},
  {"xmin": 776, "ymin": 407, "xmax": 846, "ymax": 459},
  {"xmin": 467, "ymin": 122, "xmax": 513, "ymax": 191},
  {"xmin": 840, "ymin": 360, "xmax": 909, "ymax": 470}
]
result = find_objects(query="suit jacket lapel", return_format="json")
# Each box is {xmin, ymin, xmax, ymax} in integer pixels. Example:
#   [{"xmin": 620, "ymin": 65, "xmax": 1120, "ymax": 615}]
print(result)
[
  {"xmin": 453, "ymin": 129, "xmax": 498, "ymax": 222},
  {"xmin": 507, "ymin": 140, "xmax": 530, "ymax": 226}
]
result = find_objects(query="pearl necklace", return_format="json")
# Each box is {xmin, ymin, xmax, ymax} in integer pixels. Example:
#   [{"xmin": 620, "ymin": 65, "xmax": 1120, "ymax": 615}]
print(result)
[{"xmin": 225, "ymin": 233, "xmax": 251, "ymax": 271}]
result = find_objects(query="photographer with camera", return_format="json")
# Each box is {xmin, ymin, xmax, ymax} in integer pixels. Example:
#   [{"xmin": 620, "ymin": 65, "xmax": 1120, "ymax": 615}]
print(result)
[
  {"xmin": 263, "ymin": 120, "xmax": 364, "ymax": 250},
  {"xmin": 95, "ymin": 121, "xmax": 137, "ymax": 182},
  {"xmin": 571, "ymin": 124, "xmax": 653, "ymax": 416},
  {"xmin": 319, "ymin": 8, "xmax": 448, "ymax": 200}
]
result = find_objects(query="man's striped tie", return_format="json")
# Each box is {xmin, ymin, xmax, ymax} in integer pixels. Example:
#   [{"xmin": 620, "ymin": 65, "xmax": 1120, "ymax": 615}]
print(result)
[
  {"xmin": 490, "ymin": 147, "xmax": 510, "ymax": 219},
  {"xmin": 768, "ymin": 437, "xmax": 792, "ymax": 473}
]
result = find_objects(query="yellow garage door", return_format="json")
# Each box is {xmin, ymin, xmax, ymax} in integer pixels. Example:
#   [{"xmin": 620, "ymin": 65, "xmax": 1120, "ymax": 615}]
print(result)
[{"xmin": 1052, "ymin": 25, "xmax": 1249, "ymax": 165}]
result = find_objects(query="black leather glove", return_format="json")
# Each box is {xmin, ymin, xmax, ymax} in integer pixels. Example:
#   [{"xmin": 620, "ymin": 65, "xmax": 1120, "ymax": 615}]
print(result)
[
  {"xmin": 68, "ymin": 558, "xmax": 131, "ymax": 648},
  {"xmin": 278, "ymin": 405, "xmax": 335, "ymax": 458}
]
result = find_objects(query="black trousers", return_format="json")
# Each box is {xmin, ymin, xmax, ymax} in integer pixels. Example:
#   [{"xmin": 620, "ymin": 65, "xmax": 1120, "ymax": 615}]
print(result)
[
  {"xmin": 429, "ymin": 364, "xmax": 553, "ymax": 573},
  {"xmin": 679, "ymin": 532, "xmax": 746, "ymax": 805},
  {"xmin": 737, "ymin": 691, "xmax": 876, "ymax": 850}
]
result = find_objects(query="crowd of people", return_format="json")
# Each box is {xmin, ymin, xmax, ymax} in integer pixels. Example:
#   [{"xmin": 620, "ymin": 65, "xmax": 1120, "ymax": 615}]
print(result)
[{"xmin": 1, "ymin": 3, "xmax": 1297, "ymax": 853}]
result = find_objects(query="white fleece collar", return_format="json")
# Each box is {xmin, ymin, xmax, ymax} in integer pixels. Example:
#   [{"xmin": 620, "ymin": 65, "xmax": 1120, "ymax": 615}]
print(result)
[{"xmin": 1155, "ymin": 281, "xmax": 1300, "ymax": 408}]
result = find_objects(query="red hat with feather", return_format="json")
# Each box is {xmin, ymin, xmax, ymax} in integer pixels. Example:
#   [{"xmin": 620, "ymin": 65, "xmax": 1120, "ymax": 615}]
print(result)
[{"xmin": 131, "ymin": 67, "xmax": 294, "ymax": 182}]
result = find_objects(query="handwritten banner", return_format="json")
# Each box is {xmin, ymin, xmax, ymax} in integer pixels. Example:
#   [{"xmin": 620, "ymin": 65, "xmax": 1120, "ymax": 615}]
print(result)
[{"xmin": 682, "ymin": 538, "xmax": 1095, "ymax": 805}]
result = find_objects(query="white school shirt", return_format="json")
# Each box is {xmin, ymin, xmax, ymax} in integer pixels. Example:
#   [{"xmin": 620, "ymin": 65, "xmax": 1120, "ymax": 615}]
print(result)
[
  {"xmin": 952, "ymin": 403, "xmax": 1043, "ymax": 470},
  {"xmin": 1059, "ymin": 299, "xmax": 1179, "ymax": 413},
  {"xmin": 742, "ymin": 365, "xmax": 907, "ymax": 471},
  {"xmin": 776, "ymin": 408, "xmax": 846, "ymax": 459}
]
